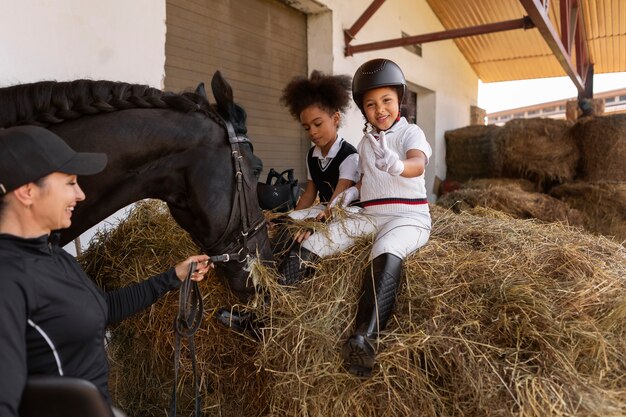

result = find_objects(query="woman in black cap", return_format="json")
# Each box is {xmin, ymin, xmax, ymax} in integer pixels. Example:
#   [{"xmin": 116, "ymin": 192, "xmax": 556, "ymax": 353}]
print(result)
[{"xmin": 0, "ymin": 126, "xmax": 212, "ymax": 417}]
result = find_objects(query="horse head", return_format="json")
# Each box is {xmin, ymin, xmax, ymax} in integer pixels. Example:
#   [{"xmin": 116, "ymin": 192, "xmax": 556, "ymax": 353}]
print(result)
[{"xmin": 167, "ymin": 72, "xmax": 272, "ymax": 300}]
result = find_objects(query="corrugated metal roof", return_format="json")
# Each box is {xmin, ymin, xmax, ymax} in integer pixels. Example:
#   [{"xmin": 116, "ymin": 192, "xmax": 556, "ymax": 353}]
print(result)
[{"xmin": 425, "ymin": 0, "xmax": 625, "ymax": 82}]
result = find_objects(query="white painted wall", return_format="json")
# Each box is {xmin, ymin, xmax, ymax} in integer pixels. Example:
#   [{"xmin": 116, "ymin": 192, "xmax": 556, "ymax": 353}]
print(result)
[
  {"xmin": 308, "ymin": 0, "xmax": 479, "ymax": 201},
  {"xmin": 0, "ymin": 0, "xmax": 167, "ymax": 254},
  {"xmin": 0, "ymin": 0, "xmax": 166, "ymax": 86}
]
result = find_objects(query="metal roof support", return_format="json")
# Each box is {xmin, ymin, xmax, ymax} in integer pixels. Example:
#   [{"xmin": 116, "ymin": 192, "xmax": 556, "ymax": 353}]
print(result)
[
  {"xmin": 343, "ymin": 0, "xmax": 386, "ymax": 47},
  {"xmin": 572, "ymin": 2, "xmax": 592, "ymax": 99},
  {"xmin": 345, "ymin": 17, "xmax": 534, "ymax": 56},
  {"xmin": 560, "ymin": 0, "xmax": 578, "ymax": 53},
  {"xmin": 579, "ymin": 63, "xmax": 594, "ymax": 100},
  {"xmin": 519, "ymin": 0, "xmax": 589, "ymax": 94}
]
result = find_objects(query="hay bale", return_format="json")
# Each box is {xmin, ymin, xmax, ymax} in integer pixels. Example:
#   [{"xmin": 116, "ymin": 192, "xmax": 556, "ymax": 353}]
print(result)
[
  {"xmin": 550, "ymin": 181, "xmax": 626, "ymax": 243},
  {"xmin": 461, "ymin": 177, "xmax": 539, "ymax": 193},
  {"xmin": 80, "ymin": 200, "xmax": 266, "ymax": 417},
  {"xmin": 436, "ymin": 183, "xmax": 583, "ymax": 226},
  {"xmin": 498, "ymin": 118, "xmax": 578, "ymax": 185},
  {"xmin": 82, "ymin": 201, "xmax": 626, "ymax": 417},
  {"xmin": 254, "ymin": 206, "xmax": 626, "ymax": 416},
  {"xmin": 572, "ymin": 114, "xmax": 626, "ymax": 181},
  {"xmin": 566, "ymin": 98, "xmax": 605, "ymax": 121},
  {"xmin": 445, "ymin": 125, "xmax": 503, "ymax": 181}
]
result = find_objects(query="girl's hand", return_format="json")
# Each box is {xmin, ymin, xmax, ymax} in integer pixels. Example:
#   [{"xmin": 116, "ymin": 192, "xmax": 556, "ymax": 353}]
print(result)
[
  {"xmin": 367, "ymin": 131, "xmax": 404, "ymax": 176},
  {"xmin": 294, "ymin": 228, "xmax": 314, "ymax": 243},
  {"xmin": 315, "ymin": 209, "xmax": 330, "ymax": 222},
  {"xmin": 329, "ymin": 186, "xmax": 359, "ymax": 208},
  {"xmin": 174, "ymin": 255, "xmax": 213, "ymax": 282}
]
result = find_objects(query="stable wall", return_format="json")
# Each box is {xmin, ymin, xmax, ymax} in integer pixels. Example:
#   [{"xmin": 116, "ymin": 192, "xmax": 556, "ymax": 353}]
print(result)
[{"xmin": 0, "ymin": 0, "xmax": 165, "ymax": 86}]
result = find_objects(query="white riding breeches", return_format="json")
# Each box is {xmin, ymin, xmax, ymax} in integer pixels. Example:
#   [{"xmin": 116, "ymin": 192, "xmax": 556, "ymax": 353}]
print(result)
[
  {"xmin": 301, "ymin": 209, "xmax": 431, "ymax": 260},
  {"xmin": 288, "ymin": 204, "xmax": 326, "ymax": 220}
]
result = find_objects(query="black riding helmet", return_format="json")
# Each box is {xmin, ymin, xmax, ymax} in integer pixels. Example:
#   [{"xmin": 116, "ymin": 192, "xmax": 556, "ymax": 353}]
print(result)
[{"xmin": 352, "ymin": 58, "xmax": 406, "ymax": 114}]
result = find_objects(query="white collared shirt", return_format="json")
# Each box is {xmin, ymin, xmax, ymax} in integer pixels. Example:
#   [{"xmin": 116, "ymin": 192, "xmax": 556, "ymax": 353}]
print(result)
[{"xmin": 306, "ymin": 137, "xmax": 360, "ymax": 182}]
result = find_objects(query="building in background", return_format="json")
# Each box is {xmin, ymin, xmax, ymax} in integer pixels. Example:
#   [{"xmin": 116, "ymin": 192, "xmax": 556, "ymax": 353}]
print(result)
[
  {"xmin": 487, "ymin": 87, "xmax": 626, "ymax": 125},
  {"xmin": 2, "ymin": 0, "xmax": 481, "ymax": 206}
]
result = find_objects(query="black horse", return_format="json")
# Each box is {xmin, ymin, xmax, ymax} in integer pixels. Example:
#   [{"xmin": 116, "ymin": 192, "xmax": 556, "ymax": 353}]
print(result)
[{"xmin": 0, "ymin": 72, "xmax": 272, "ymax": 301}]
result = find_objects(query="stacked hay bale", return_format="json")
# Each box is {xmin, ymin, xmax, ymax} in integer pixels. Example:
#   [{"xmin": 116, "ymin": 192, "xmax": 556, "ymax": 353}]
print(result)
[
  {"xmin": 555, "ymin": 115, "xmax": 626, "ymax": 241},
  {"xmin": 573, "ymin": 114, "xmax": 626, "ymax": 182},
  {"xmin": 441, "ymin": 114, "xmax": 626, "ymax": 242},
  {"xmin": 444, "ymin": 125, "xmax": 503, "ymax": 182},
  {"xmin": 444, "ymin": 118, "xmax": 576, "ymax": 185},
  {"xmin": 80, "ymin": 201, "xmax": 266, "ymax": 417},
  {"xmin": 437, "ymin": 179, "xmax": 584, "ymax": 226},
  {"xmin": 498, "ymin": 118, "xmax": 577, "ymax": 185},
  {"xmin": 81, "ymin": 201, "xmax": 626, "ymax": 417}
]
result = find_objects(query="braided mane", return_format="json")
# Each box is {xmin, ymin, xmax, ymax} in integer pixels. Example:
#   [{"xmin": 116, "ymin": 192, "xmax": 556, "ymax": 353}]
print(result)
[{"xmin": 0, "ymin": 79, "xmax": 222, "ymax": 128}]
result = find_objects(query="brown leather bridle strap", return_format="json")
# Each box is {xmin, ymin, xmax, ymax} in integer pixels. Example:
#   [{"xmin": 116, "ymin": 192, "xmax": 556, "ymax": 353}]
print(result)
[{"xmin": 203, "ymin": 118, "xmax": 266, "ymax": 264}]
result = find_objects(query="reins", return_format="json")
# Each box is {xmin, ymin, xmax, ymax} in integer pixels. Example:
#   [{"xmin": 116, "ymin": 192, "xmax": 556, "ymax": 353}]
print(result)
[
  {"xmin": 170, "ymin": 261, "xmax": 203, "ymax": 417},
  {"xmin": 169, "ymin": 117, "xmax": 266, "ymax": 417}
]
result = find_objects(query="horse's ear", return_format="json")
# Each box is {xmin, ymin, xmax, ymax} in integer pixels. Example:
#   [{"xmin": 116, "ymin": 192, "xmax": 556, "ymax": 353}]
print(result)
[
  {"xmin": 195, "ymin": 82, "xmax": 208, "ymax": 100},
  {"xmin": 211, "ymin": 71, "xmax": 235, "ymax": 119}
]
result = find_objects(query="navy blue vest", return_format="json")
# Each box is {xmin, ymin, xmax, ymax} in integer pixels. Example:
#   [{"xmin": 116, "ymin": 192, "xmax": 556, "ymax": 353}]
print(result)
[{"xmin": 307, "ymin": 139, "xmax": 357, "ymax": 203}]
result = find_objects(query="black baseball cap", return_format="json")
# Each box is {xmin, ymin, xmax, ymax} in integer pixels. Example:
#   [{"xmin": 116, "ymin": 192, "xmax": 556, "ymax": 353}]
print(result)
[{"xmin": 0, "ymin": 126, "xmax": 108, "ymax": 195}]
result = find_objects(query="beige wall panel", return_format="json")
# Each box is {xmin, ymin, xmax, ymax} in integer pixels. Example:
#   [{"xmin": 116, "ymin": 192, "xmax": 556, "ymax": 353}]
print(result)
[{"xmin": 165, "ymin": 0, "xmax": 309, "ymax": 181}]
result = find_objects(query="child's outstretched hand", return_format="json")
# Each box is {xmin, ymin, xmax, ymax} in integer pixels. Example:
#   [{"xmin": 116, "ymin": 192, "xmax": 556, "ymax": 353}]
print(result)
[
  {"xmin": 367, "ymin": 131, "xmax": 404, "ymax": 176},
  {"xmin": 329, "ymin": 186, "xmax": 359, "ymax": 208}
]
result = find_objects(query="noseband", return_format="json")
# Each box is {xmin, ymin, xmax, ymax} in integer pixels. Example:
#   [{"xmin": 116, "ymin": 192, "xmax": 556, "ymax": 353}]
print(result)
[{"xmin": 204, "ymin": 117, "xmax": 266, "ymax": 265}]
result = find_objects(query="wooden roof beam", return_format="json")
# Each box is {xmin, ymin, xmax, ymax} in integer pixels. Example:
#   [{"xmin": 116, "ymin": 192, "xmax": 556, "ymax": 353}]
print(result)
[
  {"xmin": 343, "ymin": 0, "xmax": 387, "ymax": 46},
  {"xmin": 344, "ymin": 17, "xmax": 534, "ymax": 56},
  {"xmin": 519, "ymin": 0, "xmax": 588, "ymax": 94}
]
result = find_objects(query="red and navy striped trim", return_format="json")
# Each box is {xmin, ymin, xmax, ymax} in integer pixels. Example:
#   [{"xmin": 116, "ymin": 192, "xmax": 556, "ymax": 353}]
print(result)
[{"xmin": 359, "ymin": 197, "xmax": 428, "ymax": 207}]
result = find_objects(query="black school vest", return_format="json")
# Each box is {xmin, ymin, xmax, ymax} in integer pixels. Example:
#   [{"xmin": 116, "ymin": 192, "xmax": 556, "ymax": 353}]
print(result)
[{"xmin": 307, "ymin": 139, "xmax": 358, "ymax": 203}]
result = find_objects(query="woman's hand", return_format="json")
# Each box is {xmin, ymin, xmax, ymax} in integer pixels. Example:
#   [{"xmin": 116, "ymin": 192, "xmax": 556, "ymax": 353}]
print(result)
[{"xmin": 174, "ymin": 254, "xmax": 213, "ymax": 282}]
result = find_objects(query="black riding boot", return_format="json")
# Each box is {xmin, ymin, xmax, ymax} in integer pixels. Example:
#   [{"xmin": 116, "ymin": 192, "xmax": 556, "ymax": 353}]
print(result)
[
  {"xmin": 278, "ymin": 244, "xmax": 319, "ymax": 286},
  {"xmin": 342, "ymin": 253, "xmax": 403, "ymax": 378},
  {"xmin": 215, "ymin": 307, "xmax": 264, "ymax": 340}
]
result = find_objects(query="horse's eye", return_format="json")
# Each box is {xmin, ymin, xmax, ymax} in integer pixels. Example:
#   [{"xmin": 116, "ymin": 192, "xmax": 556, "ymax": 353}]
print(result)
[{"xmin": 251, "ymin": 155, "xmax": 263, "ymax": 179}]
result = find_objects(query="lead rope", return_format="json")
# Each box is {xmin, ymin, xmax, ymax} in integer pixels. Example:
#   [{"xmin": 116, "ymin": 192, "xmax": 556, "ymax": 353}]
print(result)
[{"xmin": 170, "ymin": 261, "xmax": 203, "ymax": 417}]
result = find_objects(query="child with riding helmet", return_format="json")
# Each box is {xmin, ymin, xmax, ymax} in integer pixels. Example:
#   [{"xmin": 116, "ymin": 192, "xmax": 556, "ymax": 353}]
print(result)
[{"xmin": 288, "ymin": 58, "xmax": 432, "ymax": 377}]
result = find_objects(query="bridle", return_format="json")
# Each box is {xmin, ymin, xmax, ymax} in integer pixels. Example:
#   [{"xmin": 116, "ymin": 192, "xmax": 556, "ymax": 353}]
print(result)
[
  {"xmin": 203, "ymin": 116, "xmax": 267, "ymax": 266},
  {"xmin": 170, "ymin": 116, "xmax": 267, "ymax": 417}
]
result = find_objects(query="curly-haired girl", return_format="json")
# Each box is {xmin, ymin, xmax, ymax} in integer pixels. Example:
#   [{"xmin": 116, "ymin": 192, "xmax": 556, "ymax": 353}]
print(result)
[
  {"xmin": 281, "ymin": 70, "xmax": 359, "ymax": 220},
  {"xmin": 276, "ymin": 70, "xmax": 360, "ymax": 284}
]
